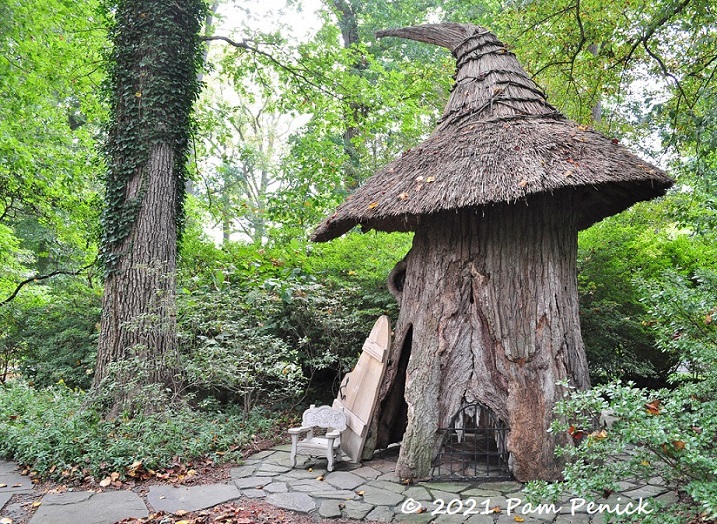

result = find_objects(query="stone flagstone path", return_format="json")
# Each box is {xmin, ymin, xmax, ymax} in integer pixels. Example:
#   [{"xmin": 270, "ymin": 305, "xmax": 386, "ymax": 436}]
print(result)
[{"xmin": 0, "ymin": 445, "xmax": 679, "ymax": 523}]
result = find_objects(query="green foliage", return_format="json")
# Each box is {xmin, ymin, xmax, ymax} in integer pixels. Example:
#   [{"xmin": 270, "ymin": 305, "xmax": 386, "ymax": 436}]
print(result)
[
  {"xmin": 17, "ymin": 281, "xmax": 101, "ymax": 390},
  {"xmin": 0, "ymin": 0, "xmax": 104, "ymax": 301},
  {"xmin": 577, "ymin": 196, "xmax": 717, "ymax": 385},
  {"xmin": 0, "ymin": 280, "xmax": 100, "ymax": 388},
  {"xmin": 177, "ymin": 231, "xmax": 407, "ymax": 399},
  {"xmin": 179, "ymin": 284, "xmax": 305, "ymax": 414},
  {"xmin": 527, "ymin": 269, "xmax": 717, "ymax": 522},
  {"xmin": 100, "ymin": 0, "xmax": 207, "ymax": 271},
  {"xmin": 0, "ymin": 379, "xmax": 282, "ymax": 481}
]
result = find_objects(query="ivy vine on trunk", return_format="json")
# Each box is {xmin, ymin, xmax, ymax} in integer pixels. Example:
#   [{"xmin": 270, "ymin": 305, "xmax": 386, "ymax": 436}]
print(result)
[{"xmin": 95, "ymin": 0, "xmax": 206, "ymax": 415}]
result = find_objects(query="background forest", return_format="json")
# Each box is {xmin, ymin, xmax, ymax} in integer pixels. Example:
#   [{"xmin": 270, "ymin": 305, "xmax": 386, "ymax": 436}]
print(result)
[{"xmin": 0, "ymin": 0, "xmax": 716, "ymax": 522}]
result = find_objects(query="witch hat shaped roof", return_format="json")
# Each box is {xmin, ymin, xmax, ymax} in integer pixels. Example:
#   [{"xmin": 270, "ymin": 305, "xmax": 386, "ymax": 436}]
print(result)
[{"xmin": 311, "ymin": 23, "xmax": 673, "ymax": 242}]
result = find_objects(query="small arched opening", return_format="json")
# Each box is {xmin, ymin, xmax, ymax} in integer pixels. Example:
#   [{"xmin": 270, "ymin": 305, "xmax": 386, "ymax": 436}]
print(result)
[{"xmin": 431, "ymin": 402, "xmax": 512, "ymax": 481}]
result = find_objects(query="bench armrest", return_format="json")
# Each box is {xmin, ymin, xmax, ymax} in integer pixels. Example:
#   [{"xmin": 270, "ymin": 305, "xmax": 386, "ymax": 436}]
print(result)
[
  {"xmin": 288, "ymin": 426, "xmax": 311, "ymax": 435},
  {"xmin": 325, "ymin": 430, "xmax": 341, "ymax": 439}
]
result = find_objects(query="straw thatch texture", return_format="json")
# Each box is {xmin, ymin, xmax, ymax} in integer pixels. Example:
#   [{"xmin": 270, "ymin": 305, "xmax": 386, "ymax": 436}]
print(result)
[{"xmin": 311, "ymin": 23, "xmax": 672, "ymax": 242}]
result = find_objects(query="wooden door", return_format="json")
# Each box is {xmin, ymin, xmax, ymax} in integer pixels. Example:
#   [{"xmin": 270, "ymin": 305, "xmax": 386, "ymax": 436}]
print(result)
[{"xmin": 333, "ymin": 315, "xmax": 391, "ymax": 463}]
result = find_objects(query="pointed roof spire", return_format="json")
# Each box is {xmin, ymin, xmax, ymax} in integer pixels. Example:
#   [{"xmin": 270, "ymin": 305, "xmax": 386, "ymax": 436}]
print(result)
[
  {"xmin": 311, "ymin": 23, "xmax": 673, "ymax": 242},
  {"xmin": 377, "ymin": 24, "xmax": 557, "ymax": 126}
]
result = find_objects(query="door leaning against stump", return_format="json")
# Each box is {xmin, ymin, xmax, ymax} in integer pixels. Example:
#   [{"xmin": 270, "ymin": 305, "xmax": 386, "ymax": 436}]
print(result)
[{"xmin": 333, "ymin": 315, "xmax": 391, "ymax": 463}]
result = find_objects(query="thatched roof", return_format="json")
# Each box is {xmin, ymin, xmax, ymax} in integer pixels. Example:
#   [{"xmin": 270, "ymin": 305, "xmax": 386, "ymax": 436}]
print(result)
[{"xmin": 312, "ymin": 23, "xmax": 673, "ymax": 242}]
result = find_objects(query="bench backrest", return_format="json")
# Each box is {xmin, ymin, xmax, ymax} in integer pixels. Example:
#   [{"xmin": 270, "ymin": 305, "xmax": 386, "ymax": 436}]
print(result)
[{"xmin": 302, "ymin": 404, "xmax": 347, "ymax": 431}]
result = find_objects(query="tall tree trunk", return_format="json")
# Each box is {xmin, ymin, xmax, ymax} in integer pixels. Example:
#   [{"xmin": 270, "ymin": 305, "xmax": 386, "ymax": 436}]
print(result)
[
  {"xmin": 373, "ymin": 193, "xmax": 590, "ymax": 481},
  {"xmin": 94, "ymin": 0, "xmax": 204, "ymax": 414},
  {"xmin": 331, "ymin": 0, "xmax": 368, "ymax": 190},
  {"xmin": 95, "ymin": 144, "xmax": 178, "ymax": 397}
]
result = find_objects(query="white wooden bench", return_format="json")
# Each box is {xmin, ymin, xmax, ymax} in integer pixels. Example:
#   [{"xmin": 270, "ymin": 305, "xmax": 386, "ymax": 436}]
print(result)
[{"xmin": 289, "ymin": 404, "xmax": 347, "ymax": 472}]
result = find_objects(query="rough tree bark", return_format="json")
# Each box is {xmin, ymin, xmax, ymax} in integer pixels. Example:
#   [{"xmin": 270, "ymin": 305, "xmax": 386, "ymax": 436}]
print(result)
[
  {"xmin": 373, "ymin": 192, "xmax": 590, "ymax": 482},
  {"xmin": 95, "ymin": 143, "xmax": 178, "ymax": 395},
  {"xmin": 94, "ymin": 0, "xmax": 203, "ymax": 414}
]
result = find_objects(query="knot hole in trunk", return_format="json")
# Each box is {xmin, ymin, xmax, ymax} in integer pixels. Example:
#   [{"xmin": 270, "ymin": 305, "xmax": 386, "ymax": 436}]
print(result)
[{"xmin": 388, "ymin": 258, "xmax": 408, "ymax": 301}]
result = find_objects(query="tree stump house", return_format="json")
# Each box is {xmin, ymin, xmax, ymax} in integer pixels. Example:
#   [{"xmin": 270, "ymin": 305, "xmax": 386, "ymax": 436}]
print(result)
[{"xmin": 311, "ymin": 23, "xmax": 673, "ymax": 482}]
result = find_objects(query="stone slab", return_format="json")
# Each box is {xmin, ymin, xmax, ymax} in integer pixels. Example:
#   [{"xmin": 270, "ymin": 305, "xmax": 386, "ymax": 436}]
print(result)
[
  {"xmin": 351, "ymin": 466, "xmax": 381, "ymax": 480},
  {"xmin": 241, "ymin": 488, "xmax": 267, "ymax": 499},
  {"xmin": 403, "ymin": 485, "xmax": 433, "ymax": 500},
  {"xmin": 432, "ymin": 513, "xmax": 470, "ymax": 523},
  {"xmin": 245, "ymin": 450, "xmax": 276, "ymax": 463},
  {"xmin": 291, "ymin": 479, "xmax": 335, "ymax": 492},
  {"xmin": 475, "ymin": 481, "xmax": 523, "ymax": 492},
  {"xmin": 319, "ymin": 499, "xmax": 343, "ymax": 518},
  {"xmin": 0, "ymin": 462, "xmax": 19, "ymax": 475},
  {"xmin": 424, "ymin": 482, "xmax": 471, "ymax": 494},
  {"xmin": 147, "ymin": 483, "xmax": 240, "ymax": 512},
  {"xmin": 233, "ymin": 476, "xmax": 272, "ymax": 489},
  {"xmin": 361, "ymin": 485, "xmax": 405, "ymax": 506},
  {"xmin": 310, "ymin": 489, "xmax": 357, "ymax": 500},
  {"xmin": 263, "ymin": 481, "xmax": 288, "ymax": 493},
  {"xmin": 394, "ymin": 511, "xmax": 437, "ymax": 523},
  {"xmin": 366, "ymin": 505, "xmax": 396, "ymax": 522},
  {"xmin": 277, "ymin": 469, "xmax": 323, "ymax": 480},
  {"xmin": 0, "ymin": 492, "xmax": 13, "ymax": 510},
  {"xmin": 230, "ymin": 465, "xmax": 256, "ymax": 479},
  {"xmin": 464, "ymin": 514, "xmax": 496, "ymax": 524},
  {"xmin": 554, "ymin": 512, "xmax": 592, "ymax": 523},
  {"xmin": 265, "ymin": 492, "xmax": 316, "ymax": 513},
  {"xmin": 623, "ymin": 484, "xmax": 667, "ymax": 499},
  {"xmin": 342, "ymin": 499, "xmax": 375, "ymax": 519},
  {"xmin": 0, "ymin": 467, "xmax": 33, "ymax": 495},
  {"xmin": 29, "ymin": 490, "xmax": 148, "ymax": 524},
  {"xmin": 325, "ymin": 471, "xmax": 365, "ymax": 490},
  {"xmin": 368, "ymin": 479, "xmax": 408, "ymax": 494},
  {"xmin": 461, "ymin": 488, "xmax": 502, "ymax": 498}
]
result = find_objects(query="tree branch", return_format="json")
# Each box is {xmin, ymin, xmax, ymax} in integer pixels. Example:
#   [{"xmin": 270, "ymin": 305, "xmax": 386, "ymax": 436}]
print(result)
[
  {"xmin": 642, "ymin": 39, "xmax": 692, "ymax": 109},
  {"xmin": 613, "ymin": 0, "xmax": 692, "ymax": 69},
  {"xmin": 0, "ymin": 261, "xmax": 96, "ymax": 306},
  {"xmin": 201, "ymin": 35, "xmax": 336, "ymax": 98}
]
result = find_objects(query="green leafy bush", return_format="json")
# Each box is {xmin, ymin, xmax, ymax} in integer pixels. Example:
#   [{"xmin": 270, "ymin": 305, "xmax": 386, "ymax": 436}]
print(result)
[
  {"xmin": 0, "ymin": 280, "xmax": 100, "ymax": 389},
  {"xmin": 179, "ymin": 284, "xmax": 305, "ymax": 414},
  {"xmin": 577, "ymin": 199, "xmax": 717, "ymax": 386},
  {"xmin": 527, "ymin": 268, "xmax": 717, "ymax": 523},
  {"xmin": 0, "ymin": 379, "xmax": 281, "ymax": 481},
  {"xmin": 177, "ymin": 232, "xmax": 405, "ymax": 401}
]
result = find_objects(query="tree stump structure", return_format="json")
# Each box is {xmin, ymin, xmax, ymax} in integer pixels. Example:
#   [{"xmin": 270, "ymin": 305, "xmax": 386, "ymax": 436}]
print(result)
[
  {"xmin": 311, "ymin": 23, "xmax": 672, "ymax": 481},
  {"xmin": 385, "ymin": 197, "xmax": 589, "ymax": 481}
]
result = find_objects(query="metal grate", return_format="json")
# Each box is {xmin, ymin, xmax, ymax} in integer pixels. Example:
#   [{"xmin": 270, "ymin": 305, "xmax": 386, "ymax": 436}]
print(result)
[{"xmin": 431, "ymin": 403, "xmax": 512, "ymax": 481}]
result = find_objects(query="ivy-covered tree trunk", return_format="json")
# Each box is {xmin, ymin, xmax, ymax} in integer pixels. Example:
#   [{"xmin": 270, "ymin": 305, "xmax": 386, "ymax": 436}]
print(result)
[{"xmin": 94, "ymin": 0, "xmax": 204, "ymax": 413}]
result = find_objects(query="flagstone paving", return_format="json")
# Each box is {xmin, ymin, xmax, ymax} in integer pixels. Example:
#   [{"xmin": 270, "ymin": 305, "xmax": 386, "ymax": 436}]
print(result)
[{"xmin": 0, "ymin": 447, "xmax": 679, "ymax": 523}]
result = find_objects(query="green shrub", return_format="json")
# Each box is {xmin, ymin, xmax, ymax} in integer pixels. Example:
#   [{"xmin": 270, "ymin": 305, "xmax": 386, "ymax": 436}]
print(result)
[
  {"xmin": 577, "ymin": 199, "xmax": 717, "ymax": 386},
  {"xmin": 177, "ymin": 232, "xmax": 405, "ymax": 401},
  {"xmin": 527, "ymin": 268, "xmax": 717, "ymax": 523},
  {"xmin": 1, "ymin": 280, "xmax": 100, "ymax": 389},
  {"xmin": 0, "ymin": 379, "xmax": 282, "ymax": 481}
]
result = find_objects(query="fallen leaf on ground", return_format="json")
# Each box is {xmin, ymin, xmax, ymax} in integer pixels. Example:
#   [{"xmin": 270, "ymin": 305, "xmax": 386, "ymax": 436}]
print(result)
[{"xmin": 645, "ymin": 399, "xmax": 661, "ymax": 415}]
